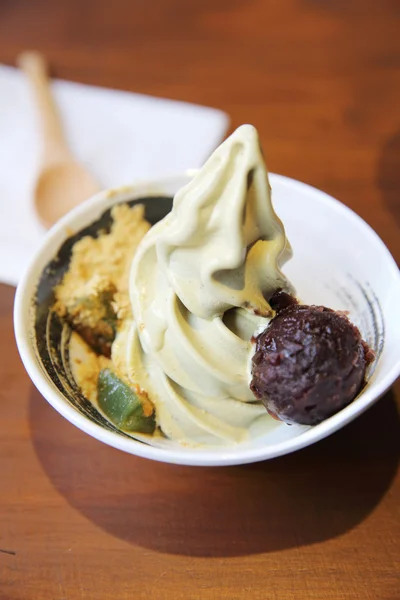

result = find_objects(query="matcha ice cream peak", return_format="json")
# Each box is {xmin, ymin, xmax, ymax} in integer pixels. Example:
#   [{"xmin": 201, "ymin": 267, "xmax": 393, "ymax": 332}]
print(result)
[{"xmin": 157, "ymin": 124, "xmax": 293, "ymax": 320}]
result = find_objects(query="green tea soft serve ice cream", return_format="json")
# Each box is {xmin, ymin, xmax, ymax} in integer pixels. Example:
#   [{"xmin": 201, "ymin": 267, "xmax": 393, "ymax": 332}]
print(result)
[{"xmin": 112, "ymin": 124, "xmax": 294, "ymax": 446}]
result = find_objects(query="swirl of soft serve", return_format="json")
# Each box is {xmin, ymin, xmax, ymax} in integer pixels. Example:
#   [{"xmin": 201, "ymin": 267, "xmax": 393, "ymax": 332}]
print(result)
[{"xmin": 112, "ymin": 124, "xmax": 294, "ymax": 446}]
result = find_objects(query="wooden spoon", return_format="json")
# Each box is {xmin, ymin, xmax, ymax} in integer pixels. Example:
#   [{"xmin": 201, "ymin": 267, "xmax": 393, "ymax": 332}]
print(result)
[{"xmin": 18, "ymin": 51, "xmax": 100, "ymax": 228}]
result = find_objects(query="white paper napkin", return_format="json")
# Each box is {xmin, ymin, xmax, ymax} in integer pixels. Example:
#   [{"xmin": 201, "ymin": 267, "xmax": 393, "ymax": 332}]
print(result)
[{"xmin": 0, "ymin": 65, "xmax": 229, "ymax": 286}]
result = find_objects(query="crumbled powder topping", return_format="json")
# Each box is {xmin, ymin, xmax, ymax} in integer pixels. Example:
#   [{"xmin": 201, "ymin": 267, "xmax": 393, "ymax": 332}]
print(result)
[
  {"xmin": 55, "ymin": 203, "xmax": 150, "ymax": 400},
  {"xmin": 72, "ymin": 333, "xmax": 111, "ymax": 403},
  {"xmin": 55, "ymin": 203, "xmax": 150, "ymax": 323}
]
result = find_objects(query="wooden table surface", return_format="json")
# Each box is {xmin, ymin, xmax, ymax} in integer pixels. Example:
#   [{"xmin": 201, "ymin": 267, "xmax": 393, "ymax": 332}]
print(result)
[{"xmin": 1, "ymin": 1, "xmax": 399, "ymax": 598}]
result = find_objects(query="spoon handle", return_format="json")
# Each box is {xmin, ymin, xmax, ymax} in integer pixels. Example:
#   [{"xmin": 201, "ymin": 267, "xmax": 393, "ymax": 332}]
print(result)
[{"xmin": 18, "ymin": 51, "xmax": 71, "ymax": 165}]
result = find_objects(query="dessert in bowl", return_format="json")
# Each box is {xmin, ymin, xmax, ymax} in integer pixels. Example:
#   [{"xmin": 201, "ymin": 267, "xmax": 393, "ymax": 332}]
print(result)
[{"xmin": 14, "ymin": 126, "xmax": 400, "ymax": 465}]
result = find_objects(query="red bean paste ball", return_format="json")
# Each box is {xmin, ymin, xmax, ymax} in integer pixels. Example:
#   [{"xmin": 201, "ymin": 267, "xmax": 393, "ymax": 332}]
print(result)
[{"xmin": 250, "ymin": 304, "xmax": 374, "ymax": 425}]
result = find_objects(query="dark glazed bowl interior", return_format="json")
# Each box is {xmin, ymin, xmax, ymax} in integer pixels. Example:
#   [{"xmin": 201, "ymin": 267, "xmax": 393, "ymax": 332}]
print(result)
[{"xmin": 34, "ymin": 195, "xmax": 173, "ymax": 440}]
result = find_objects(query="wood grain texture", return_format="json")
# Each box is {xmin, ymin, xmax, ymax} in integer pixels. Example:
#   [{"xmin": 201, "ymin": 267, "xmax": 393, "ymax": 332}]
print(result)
[{"xmin": 0, "ymin": 0, "xmax": 399, "ymax": 598}]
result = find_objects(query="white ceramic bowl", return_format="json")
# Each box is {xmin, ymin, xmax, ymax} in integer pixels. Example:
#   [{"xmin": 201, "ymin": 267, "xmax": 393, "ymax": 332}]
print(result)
[{"xmin": 14, "ymin": 173, "xmax": 400, "ymax": 466}]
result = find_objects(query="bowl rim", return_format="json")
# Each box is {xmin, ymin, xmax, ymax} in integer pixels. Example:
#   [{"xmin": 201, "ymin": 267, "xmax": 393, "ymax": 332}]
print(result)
[{"xmin": 14, "ymin": 171, "xmax": 400, "ymax": 466}]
